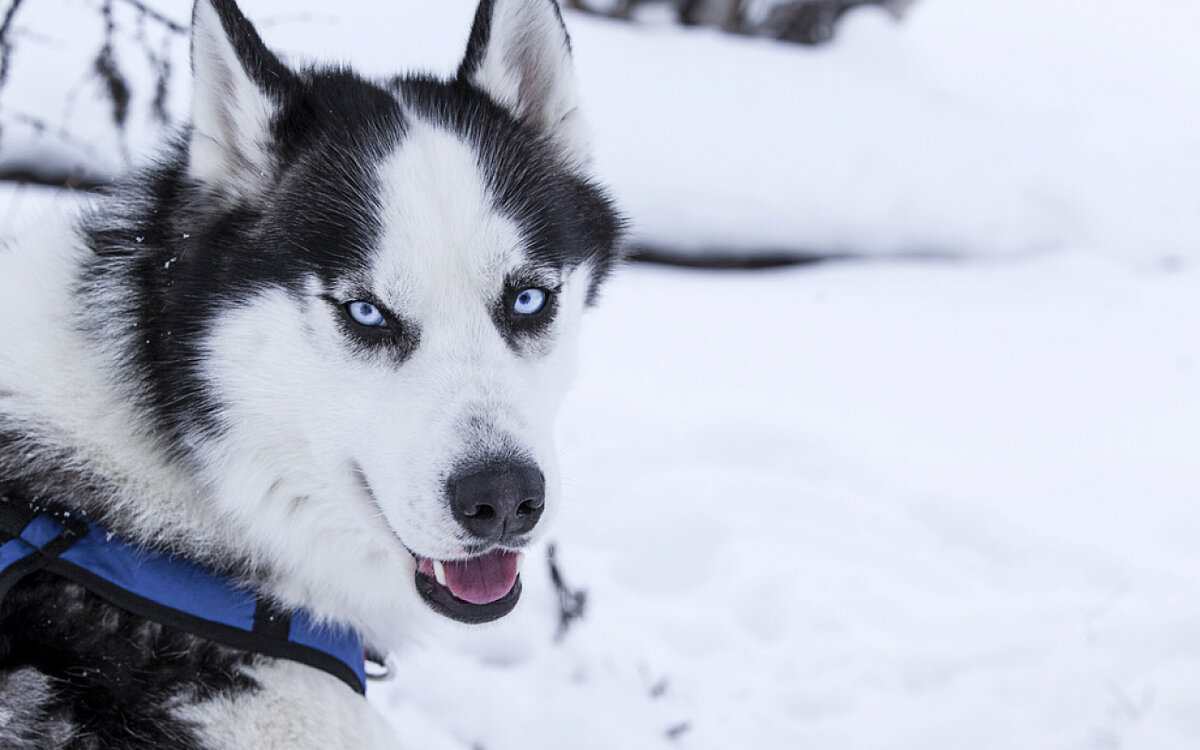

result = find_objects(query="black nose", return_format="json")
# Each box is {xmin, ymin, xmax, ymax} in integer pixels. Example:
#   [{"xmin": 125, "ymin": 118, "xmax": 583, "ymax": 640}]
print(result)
[{"xmin": 448, "ymin": 463, "xmax": 545, "ymax": 543}]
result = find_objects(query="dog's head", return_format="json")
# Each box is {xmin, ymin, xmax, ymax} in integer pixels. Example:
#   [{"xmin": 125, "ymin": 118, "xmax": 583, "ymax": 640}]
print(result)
[{"xmin": 127, "ymin": 0, "xmax": 621, "ymax": 635}]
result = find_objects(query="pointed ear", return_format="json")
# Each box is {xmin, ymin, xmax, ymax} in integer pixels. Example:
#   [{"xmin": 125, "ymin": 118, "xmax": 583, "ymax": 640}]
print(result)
[
  {"xmin": 188, "ymin": 0, "xmax": 294, "ymax": 196},
  {"xmin": 458, "ymin": 0, "xmax": 591, "ymax": 167}
]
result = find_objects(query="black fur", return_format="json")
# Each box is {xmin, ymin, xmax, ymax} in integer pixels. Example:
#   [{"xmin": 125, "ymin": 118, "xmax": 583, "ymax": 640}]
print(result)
[
  {"xmin": 0, "ymin": 572, "xmax": 258, "ymax": 750},
  {"xmin": 458, "ymin": 0, "xmax": 497, "ymax": 83}
]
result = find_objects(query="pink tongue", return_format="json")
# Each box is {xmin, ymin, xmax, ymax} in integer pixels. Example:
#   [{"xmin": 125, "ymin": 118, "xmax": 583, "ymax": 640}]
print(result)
[{"xmin": 423, "ymin": 550, "xmax": 519, "ymax": 605}]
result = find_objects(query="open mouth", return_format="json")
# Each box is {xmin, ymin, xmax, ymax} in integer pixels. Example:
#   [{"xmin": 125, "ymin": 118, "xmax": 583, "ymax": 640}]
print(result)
[
  {"xmin": 413, "ymin": 549, "xmax": 524, "ymax": 624},
  {"xmin": 351, "ymin": 463, "xmax": 526, "ymax": 624}
]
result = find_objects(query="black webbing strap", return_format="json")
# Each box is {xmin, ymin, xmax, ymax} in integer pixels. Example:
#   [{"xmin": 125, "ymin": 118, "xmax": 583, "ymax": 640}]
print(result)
[
  {"xmin": 253, "ymin": 597, "xmax": 293, "ymax": 641},
  {"xmin": 0, "ymin": 493, "xmax": 37, "ymax": 542},
  {"xmin": 0, "ymin": 493, "xmax": 88, "ymax": 602}
]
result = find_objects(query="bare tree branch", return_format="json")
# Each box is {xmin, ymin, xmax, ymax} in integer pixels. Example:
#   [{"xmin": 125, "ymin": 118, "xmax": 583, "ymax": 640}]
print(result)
[
  {"xmin": 547, "ymin": 543, "xmax": 588, "ymax": 641},
  {"xmin": 115, "ymin": 0, "xmax": 186, "ymax": 34},
  {"xmin": 0, "ymin": 0, "xmax": 24, "ymax": 88}
]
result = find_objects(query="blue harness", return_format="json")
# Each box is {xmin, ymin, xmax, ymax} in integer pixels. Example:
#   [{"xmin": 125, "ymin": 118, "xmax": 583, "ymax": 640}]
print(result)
[{"xmin": 0, "ymin": 495, "xmax": 367, "ymax": 694}]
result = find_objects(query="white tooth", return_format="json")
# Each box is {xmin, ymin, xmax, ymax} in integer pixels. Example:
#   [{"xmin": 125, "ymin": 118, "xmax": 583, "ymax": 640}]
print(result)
[
  {"xmin": 516, "ymin": 551, "xmax": 526, "ymax": 573},
  {"xmin": 433, "ymin": 560, "xmax": 447, "ymax": 587}
]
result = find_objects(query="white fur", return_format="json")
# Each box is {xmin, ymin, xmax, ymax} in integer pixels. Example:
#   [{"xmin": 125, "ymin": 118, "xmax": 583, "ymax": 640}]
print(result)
[{"xmin": 178, "ymin": 660, "xmax": 400, "ymax": 749}]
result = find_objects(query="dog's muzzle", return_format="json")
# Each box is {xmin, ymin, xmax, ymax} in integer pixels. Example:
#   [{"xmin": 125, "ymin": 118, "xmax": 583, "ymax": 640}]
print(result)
[{"xmin": 410, "ymin": 461, "xmax": 542, "ymax": 623}]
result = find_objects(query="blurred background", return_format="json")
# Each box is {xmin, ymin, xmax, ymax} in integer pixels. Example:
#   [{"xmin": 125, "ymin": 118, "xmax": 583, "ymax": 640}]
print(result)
[{"xmin": 1, "ymin": 1, "xmax": 1198, "ymax": 747}]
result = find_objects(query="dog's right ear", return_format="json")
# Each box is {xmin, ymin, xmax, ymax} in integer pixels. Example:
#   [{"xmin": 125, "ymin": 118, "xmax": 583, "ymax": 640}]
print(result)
[
  {"xmin": 458, "ymin": 0, "xmax": 591, "ymax": 167},
  {"xmin": 188, "ymin": 0, "xmax": 293, "ymax": 197}
]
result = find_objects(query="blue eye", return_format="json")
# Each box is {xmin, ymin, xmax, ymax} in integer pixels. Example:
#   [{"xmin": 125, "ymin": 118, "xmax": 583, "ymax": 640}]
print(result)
[
  {"xmin": 346, "ymin": 300, "xmax": 386, "ymax": 327},
  {"xmin": 513, "ymin": 288, "xmax": 547, "ymax": 316}
]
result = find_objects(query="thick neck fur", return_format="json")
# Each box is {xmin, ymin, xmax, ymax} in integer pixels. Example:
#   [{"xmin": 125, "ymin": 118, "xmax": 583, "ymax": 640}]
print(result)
[{"xmin": 0, "ymin": 172, "xmax": 260, "ymax": 583}]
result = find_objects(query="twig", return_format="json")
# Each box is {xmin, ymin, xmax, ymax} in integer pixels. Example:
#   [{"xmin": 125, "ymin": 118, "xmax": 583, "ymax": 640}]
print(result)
[
  {"xmin": 115, "ymin": 0, "xmax": 185, "ymax": 34},
  {"xmin": 546, "ymin": 542, "xmax": 588, "ymax": 641},
  {"xmin": 0, "ymin": 0, "xmax": 24, "ymax": 88},
  {"xmin": 94, "ymin": 0, "xmax": 130, "ymax": 128}
]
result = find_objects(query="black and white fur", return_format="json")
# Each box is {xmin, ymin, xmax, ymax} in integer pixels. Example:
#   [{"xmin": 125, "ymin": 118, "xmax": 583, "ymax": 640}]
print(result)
[{"xmin": 0, "ymin": 0, "xmax": 622, "ymax": 746}]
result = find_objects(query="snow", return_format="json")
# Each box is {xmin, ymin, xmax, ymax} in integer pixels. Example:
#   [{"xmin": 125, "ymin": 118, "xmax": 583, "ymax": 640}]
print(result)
[
  {"xmin": 3, "ymin": 0, "xmax": 1198, "ymax": 261},
  {"xmin": 2, "ymin": 0, "xmax": 1199, "ymax": 748},
  {"xmin": 571, "ymin": 0, "xmax": 1200, "ymax": 261}
]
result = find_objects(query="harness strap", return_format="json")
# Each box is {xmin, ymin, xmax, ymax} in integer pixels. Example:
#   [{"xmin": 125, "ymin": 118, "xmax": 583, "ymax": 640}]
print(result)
[
  {"xmin": 0, "ymin": 494, "xmax": 366, "ymax": 694},
  {"xmin": 0, "ymin": 502, "xmax": 86, "ymax": 602}
]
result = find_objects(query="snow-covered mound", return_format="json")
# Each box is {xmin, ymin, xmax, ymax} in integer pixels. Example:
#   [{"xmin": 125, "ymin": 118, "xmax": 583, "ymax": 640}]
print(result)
[
  {"xmin": 1, "ymin": 0, "xmax": 1197, "ymax": 262},
  {"xmin": 577, "ymin": 0, "xmax": 1200, "ymax": 262}
]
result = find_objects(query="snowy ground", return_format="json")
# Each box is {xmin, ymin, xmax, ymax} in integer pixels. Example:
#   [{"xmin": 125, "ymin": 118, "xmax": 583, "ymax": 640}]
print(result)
[{"xmin": 2, "ymin": 0, "xmax": 1199, "ymax": 747}]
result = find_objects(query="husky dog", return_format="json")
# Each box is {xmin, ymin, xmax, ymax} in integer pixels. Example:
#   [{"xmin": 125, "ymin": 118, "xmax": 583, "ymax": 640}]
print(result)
[{"xmin": 0, "ymin": 0, "xmax": 621, "ymax": 746}]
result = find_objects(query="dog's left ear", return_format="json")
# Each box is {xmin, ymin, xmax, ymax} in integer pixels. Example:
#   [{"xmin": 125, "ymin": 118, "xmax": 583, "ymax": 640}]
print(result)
[
  {"xmin": 188, "ymin": 0, "xmax": 294, "ymax": 197},
  {"xmin": 458, "ymin": 0, "xmax": 590, "ymax": 166}
]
